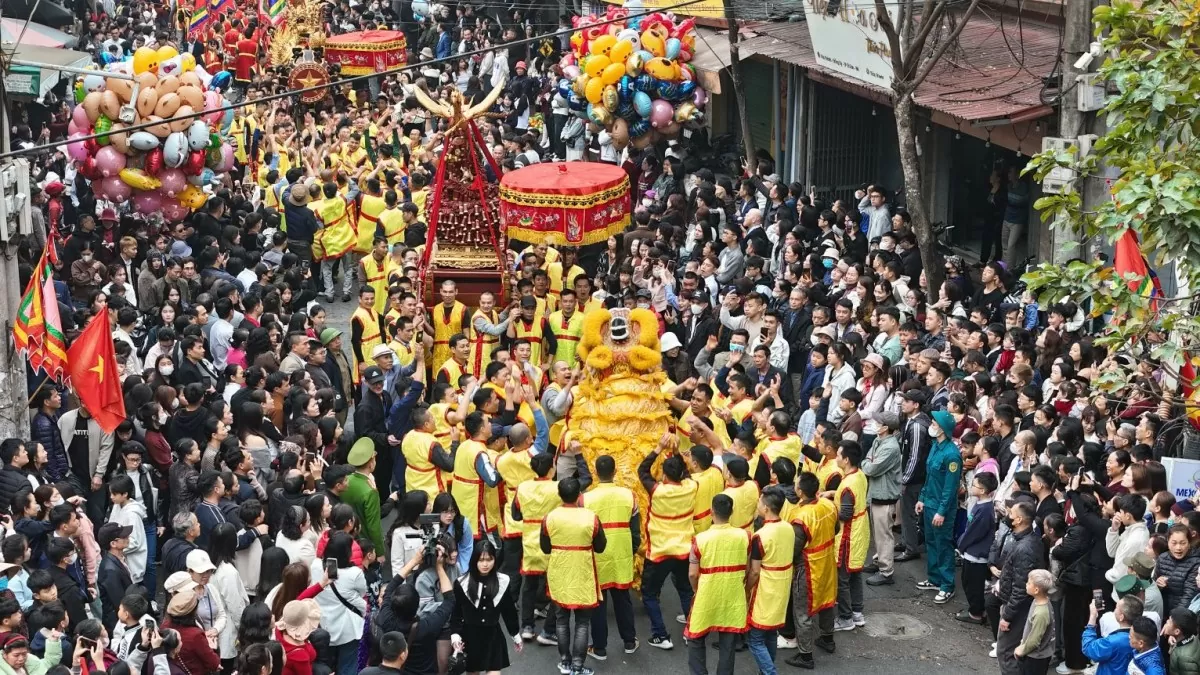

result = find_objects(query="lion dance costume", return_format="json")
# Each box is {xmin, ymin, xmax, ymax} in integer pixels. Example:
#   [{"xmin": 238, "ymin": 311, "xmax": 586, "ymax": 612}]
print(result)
[{"xmin": 565, "ymin": 307, "xmax": 675, "ymax": 582}]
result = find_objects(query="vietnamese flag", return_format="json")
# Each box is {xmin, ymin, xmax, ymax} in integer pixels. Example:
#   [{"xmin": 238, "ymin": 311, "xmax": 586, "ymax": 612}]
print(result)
[{"xmin": 66, "ymin": 311, "xmax": 126, "ymax": 434}]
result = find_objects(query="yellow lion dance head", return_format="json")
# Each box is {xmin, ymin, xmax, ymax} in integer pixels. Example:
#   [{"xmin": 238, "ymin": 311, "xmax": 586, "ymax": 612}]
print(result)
[{"xmin": 577, "ymin": 307, "xmax": 661, "ymax": 373}]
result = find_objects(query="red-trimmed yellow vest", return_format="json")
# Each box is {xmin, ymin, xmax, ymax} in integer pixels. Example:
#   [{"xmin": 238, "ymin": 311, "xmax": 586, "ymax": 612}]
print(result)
[
  {"xmin": 583, "ymin": 483, "xmax": 635, "ymax": 590},
  {"xmin": 684, "ymin": 523, "xmax": 750, "ymax": 639},
  {"xmin": 513, "ymin": 476, "xmax": 559, "ymax": 574},
  {"xmin": 543, "ymin": 504, "xmax": 602, "ymax": 608},
  {"xmin": 646, "ymin": 479, "xmax": 697, "ymax": 562},
  {"xmin": 790, "ymin": 498, "xmax": 838, "ymax": 615},
  {"xmin": 836, "ymin": 468, "xmax": 870, "ymax": 571},
  {"xmin": 749, "ymin": 519, "xmax": 795, "ymax": 630}
]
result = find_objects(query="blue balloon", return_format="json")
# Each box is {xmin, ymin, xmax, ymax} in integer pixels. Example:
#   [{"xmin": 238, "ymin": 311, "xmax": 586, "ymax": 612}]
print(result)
[
  {"xmin": 567, "ymin": 91, "xmax": 585, "ymax": 111},
  {"xmin": 633, "ymin": 91, "xmax": 652, "ymax": 118},
  {"xmin": 200, "ymin": 168, "xmax": 215, "ymax": 185},
  {"xmin": 678, "ymin": 81, "xmax": 697, "ymax": 98},
  {"xmin": 617, "ymin": 103, "xmax": 638, "ymax": 121},
  {"xmin": 629, "ymin": 119, "xmax": 651, "ymax": 137},
  {"xmin": 634, "ymin": 74, "xmax": 655, "ymax": 93},
  {"xmin": 558, "ymin": 82, "xmax": 572, "ymax": 99},
  {"xmin": 665, "ymin": 38, "xmax": 682, "ymax": 60},
  {"xmin": 656, "ymin": 81, "xmax": 682, "ymax": 101},
  {"xmin": 635, "ymin": 50, "xmax": 654, "ymax": 64},
  {"xmin": 618, "ymin": 75, "xmax": 633, "ymax": 103},
  {"xmin": 209, "ymin": 71, "xmax": 232, "ymax": 91}
]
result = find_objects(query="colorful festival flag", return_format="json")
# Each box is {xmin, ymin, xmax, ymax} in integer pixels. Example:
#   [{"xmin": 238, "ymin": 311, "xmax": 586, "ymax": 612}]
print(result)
[
  {"xmin": 1181, "ymin": 358, "xmax": 1200, "ymax": 431},
  {"xmin": 14, "ymin": 250, "xmax": 68, "ymax": 383},
  {"xmin": 1113, "ymin": 228, "xmax": 1163, "ymax": 313},
  {"xmin": 65, "ymin": 312, "xmax": 126, "ymax": 434}
]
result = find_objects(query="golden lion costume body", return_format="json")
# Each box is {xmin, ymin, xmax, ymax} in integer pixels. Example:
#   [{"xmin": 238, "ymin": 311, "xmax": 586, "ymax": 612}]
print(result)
[{"xmin": 565, "ymin": 307, "xmax": 675, "ymax": 578}]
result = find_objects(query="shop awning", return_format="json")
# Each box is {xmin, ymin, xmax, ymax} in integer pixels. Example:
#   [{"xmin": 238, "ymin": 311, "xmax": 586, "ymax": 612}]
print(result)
[
  {"xmin": 690, "ymin": 27, "xmax": 731, "ymax": 95},
  {"xmin": 736, "ymin": 17, "xmax": 1060, "ymax": 124},
  {"xmin": 2, "ymin": 44, "xmax": 92, "ymax": 99},
  {"xmin": 1, "ymin": 18, "xmax": 78, "ymax": 47},
  {"xmin": 1, "ymin": 0, "xmax": 74, "ymax": 28}
]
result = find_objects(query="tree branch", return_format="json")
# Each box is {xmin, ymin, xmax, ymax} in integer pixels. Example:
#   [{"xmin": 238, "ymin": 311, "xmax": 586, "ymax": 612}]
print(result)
[
  {"xmin": 903, "ymin": 1, "xmax": 949, "ymax": 78},
  {"xmin": 910, "ymin": 0, "xmax": 985, "ymax": 89},
  {"xmin": 875, "ymin": 0, "xmax": 908, "ymax": 78}
]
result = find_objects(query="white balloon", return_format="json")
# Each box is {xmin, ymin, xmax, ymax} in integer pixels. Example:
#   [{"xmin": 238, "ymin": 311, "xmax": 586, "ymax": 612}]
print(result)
[
  {"xmin": 82, "ymin": 74, "xmax": 106, "ymax": 92},
  {"xmin": 187, "ymin": 121, "xmax": 209, "ymax": 151},
  {"xmin": 192, "ymin": 64, "xmax": 213, "ymax": 88},
  {"xmin": 164, "ymin": 132, "xmax": 188, "ymax": 168},
  {"xmin": 128, "ymin": 131, "xmax": 161, "ymax": 151}
]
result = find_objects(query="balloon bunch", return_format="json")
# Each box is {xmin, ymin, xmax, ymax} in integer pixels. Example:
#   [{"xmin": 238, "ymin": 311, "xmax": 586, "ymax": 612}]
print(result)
[
  {"xmin": 66, "ymin": 45, "xmax": 239, "ymax": 221},
  {"xmin": 558, "ymin": 6, "xmax": 708, "ymax": 151}
]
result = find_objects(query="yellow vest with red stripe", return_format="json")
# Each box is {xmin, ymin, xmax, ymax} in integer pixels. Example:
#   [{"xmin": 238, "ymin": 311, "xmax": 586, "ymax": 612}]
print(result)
[
  {"xmin": 547, "ymin": 310, "xmax": 584, "ymax": 366},
  {"xmin": 451, "ymin": 439, "xmax": 501, "ymax": 538},
  {"xmin": 690, "ymin": 466, "xmax": 726, "ymax": 534},
  {"xmin": 677, "ymin": 414, "xmax": 732, "ymax": 455},
  {"xmin": 482, "ymin": 382, "xmax": 535, "ymax": 429},
  {"xmin": 810, "ymin": 456, "xmax": 843, "ymax": 492},
  {"xmin": 351, "ymin": 307, "xmax": 382, "ymax": 380},
  {"xmin": 357, "ymin": 194, "xmax": 387, "ymax": 253},
  {"xmin": 361, "ymin": 254, "xmax": 393, "ymax": 315},
  {"xmin": 722, "ymin": 480, "xmax": 761, "ymax": 531},
  {"xmin": 544, "ymin": 505, "xmax": 602, "ymax": 608},
  {"xmin": 402, "ymin": 431, "xmax": 447, "ymax": 500},
  {"xmin": 496, "ymin": 449, "xmax": 536, "ymax": 540},
  {"xmin": 438, "ymin": 359, "xmax": 467, "ymax": 395},
  {"xmin": 546, "ymin": 262, "xmax": 585, "ymax": 297},
  {"xmin": 428, "ymin": 402, "xmax": 453, "ymax": 449},
  {"xmin": 313, "ymin": 197, "xmax": 355, "ymax": 260},
  {"xmin": 749, "ymin": 519, "xmax": 795, "ymax": 630},
  {"xmin": 835, "ymin": 468, "xmax": 870, "ymax": 571},
  {"xmin": 685, "ymin": 523, "xmax": 750, "ymax": 639},
  {"xmin": 760, "ymin": 435, "xmax": 803, "ymax": 481},
  {"xmin": 646, "ymin": 479, "xmax": 697, "ymax": 562},
  {"xmin": 583, "ymin": 483, "xmax": 635, "ymax": 590},
  {"xmin": 542, "ymin": 383, "xmax": 566, "ymax": 447},
  {"xmin": 728, "ymin": 397, "xmax": 755, "ymax": 426},
  {"xmin": 432, "ymin": 302, "xmax": 468, "ymax": 373},
  {"xmin": 514, "ymin": 477, "xmax": 559, "ymax": 574},
  {"xmin": 513, "ymin": 312, "xmax": 546, "ymax": 366},
  {"xmin": 387, "ymin": 338, "xmax": 415, "ymax": 368},
  {"xmin": 468, "ymin": 309, "xmax": 499, "ymax": 379},
  {"xmin": 791, "ymin": 498, "xmax": 838, "ymax": 615},
  {"xmin": 379, "ymin": 208, "xmax": 405, "ymax": 246}
]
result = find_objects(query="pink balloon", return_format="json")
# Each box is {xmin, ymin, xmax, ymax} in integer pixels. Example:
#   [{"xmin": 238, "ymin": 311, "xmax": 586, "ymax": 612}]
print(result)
[
  {"xmin": 99, "ymin": 176, "xmax": 132, "ymax": 203},
  {"xmin": 694, "ymin": 87, "xmax": 708, "ymax": 108},
  {"xmin": 559, "ymin": 54, "xmax": 576, "ymax": 68},
  {"xmin": 563, "ymin": 65, "xmax": 580, "ymax": 79},
  {"xmin": 66, "ymin": 133, "xmax": 90, "ymax": 162},
  {"xmin": 158, "ymin": 168, "xmax": 187, "ymax": 197},
  {"xmin": 71, "ymin": 105, "xmax": 90, "ymax": 131},
  {"xmin": 67, "ymin": 120, "xmax": 80, "ymax": 136},
  {"xmin": 94, "ymin": 146, "xmax": 127, "ymax": 178},
  {"xmin": 132, "ymin": 189, "xmax": 163, "ymax": 215},
  {"xmin": 203, "ymin": 91, "xmax": 224, "ymax": 125},
  {"xmin": 649, "ymin": 99, "xmax": 674, "ymax": 128},
  {"xmin": 161, "ymin": 199, "xmax": 190, "ymax": 222},
  {"xmin": 219, "ymin": 143, "xmax": 235, "ymax": 173}
]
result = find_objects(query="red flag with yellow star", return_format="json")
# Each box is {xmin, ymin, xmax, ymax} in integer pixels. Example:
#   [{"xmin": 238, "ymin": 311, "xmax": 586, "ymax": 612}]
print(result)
[{"xmin": 66, "ymin": 311, "xmax": 126, "ymax": 434}]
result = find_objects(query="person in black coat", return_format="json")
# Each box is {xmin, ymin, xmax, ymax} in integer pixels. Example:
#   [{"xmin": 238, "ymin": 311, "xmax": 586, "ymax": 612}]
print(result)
[
  {"xmin": 995, "ymin": 501, "xmax": 1045, "ymax": 675},
  {"xmin": 0, "ymin": 439, "xmax": 31, "ymax": 514},
  {"xmin": 161, "ymin": 513, "xmax": 200, "ymax": 578},
  {"xmin": 679, "ymin": 290, "xmax": 719, "ymax": 361},
  {"xmin": 354, "ymin": 367, "xmax": 395, "ymax": 494},
  {"xmin": 45, "ymin": 537, "xmax": 88, "ymax": 632},
  {"xmin": 1052, "ymin": 494, "xmax": 1097, "ymax": 674},
  {"xmin": 451, "ymin": 540, "xmax": 521, "ymax": 673},
  {"xmin": 96, "ymin": 523, "xmax": 134, "ymax": 635}
]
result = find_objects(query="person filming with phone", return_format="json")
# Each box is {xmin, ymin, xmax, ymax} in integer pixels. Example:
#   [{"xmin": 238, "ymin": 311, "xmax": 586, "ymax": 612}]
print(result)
[{"xmin": 374, "ymin": 538, "xmax": 456, "ymax": 675}]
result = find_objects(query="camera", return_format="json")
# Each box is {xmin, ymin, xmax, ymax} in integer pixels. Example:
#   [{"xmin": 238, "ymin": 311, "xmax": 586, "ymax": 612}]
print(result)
[{"xmin": 418, "ymin": 513, "xmax": 443, "ymax": 566}]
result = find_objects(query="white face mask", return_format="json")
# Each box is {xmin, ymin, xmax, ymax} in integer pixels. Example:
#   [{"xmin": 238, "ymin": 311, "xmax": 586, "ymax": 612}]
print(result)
[
  {"xmin": 928, "ymin": 425, "xmax": 941, "ymax": 439},
  {"xmin": 81, "ymin": 254, "xmax": 93, "ymax": 262},
  {"xmin": 690, "ymin": 303, "xmax": 704, "ymax": 315},
  {"xmin": 51, "ymin": 496, "xmax": 64, "ymax": 507},
  {"xmin": 637, "ymin": 302, "xmax": 651, "ymax": 310},
  {"xmin": 159, "ymin": 365, "xmax": 174, "ymax": 376}
]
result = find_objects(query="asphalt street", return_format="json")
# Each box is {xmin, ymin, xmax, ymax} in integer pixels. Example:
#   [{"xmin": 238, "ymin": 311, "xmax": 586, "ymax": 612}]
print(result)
[{"xmin": 324, "ymin": 297, "xmax": 998, "ymax": 674}]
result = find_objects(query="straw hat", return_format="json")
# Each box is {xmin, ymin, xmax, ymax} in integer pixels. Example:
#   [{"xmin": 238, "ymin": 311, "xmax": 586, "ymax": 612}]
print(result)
[{"xmin": 276, "ymin": 599, "xmax": 322, "ymax": 642}]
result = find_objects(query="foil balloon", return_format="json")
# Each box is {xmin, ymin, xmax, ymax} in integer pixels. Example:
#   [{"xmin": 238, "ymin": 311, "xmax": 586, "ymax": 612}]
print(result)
[
  {"xmin": 609, "ymin": 39, "xmax": 634, "ymax": 64},
  {"xmin": 601, "ymin": 62, "xmax": 625, "ymax": 86},
  {"xmin": 656, "ymin": 81, "xmax": 682, "ymax": 101},
  {"xmin": 99, "ymin": 176, "xmax": 132, "ymax": 203},
  {"xmin": 93, "ymin": 115, "xmax": 113, "ymax": 145},
  {"xmin": 136, "ymin": 86, "xmax": 159, "ymax": 118},
  {"xmin": 618, "ymin": 75, "xmax": 633, "ymax": 103},
  {"xmin": 674, "ymin": 103, "xmax": 702, "ymax": 123},
  {"xmin": 164, "ymin": 132, "xmax": 188, "ymax": 168},
  {"xmin": 144, "ymin": 148, "xmax": 164, "ymax": 176},
  {"xmin": 187, "ymin": 121, "xmax": 209, "ymax": 151},
  {"xmin": 158, "ymin": 168, "xmax": 187, "ymax": 197},
  {"xmin": 633, "ymin": 91, "xmax": 652, "ymax": 118},
  {"xmin": 128, "ymin": 131, "xmax": 160, "ymax": 152},
  {"xmin": 644, "ymin": 57, "xmax": 676, "ymax": 81},
  {"xmin": 209, "ymin": 70, "xmax": 232, "ymax": 91},
  {"xmin": 633, "ymin": 74, "xmax": 655, "ymax": 92},
  {"xmin": 563, "ymin": 65, "xmax": 580, "ymax": 79},
  {"xmin": 602, "ymin": 84, "xmax": 619, "ymax": 112},
  {"xmin": 99, "ymin": 90, "xmax": 121, "ymax": 120},
  {"xmin": 77, "ymin": 156, "xmax": 99, "ymax": 181},
  {"xmin": 200, "ymin": 168, "xmax": 215, "ymax": 185},
  {"xmin": 694, "ymin": 87, "xmax": 708, "ymax": 107},
  {"xmin": 131, "ymin": 189, "xmax": 164, "ymax": 214},
  {"xmin": 649, "ymin": 99, "xmax": 673, "ymax": 128},
  {"xmin": 219, "ymin": 144, "xmax": 235, "ymax": 174},
  {"xmin": 178, "ymin": 185, "xmax": 207, "ymax": 209},
  {"xmin": 585, "ymin": 77, "xmax": 605, "ymax": 104},
  {"xmin": 108, "ymin": 123, "xmax": 130, "ymax": 154},
  {"xmin": 66, "ymin": 134, "xmax": 89, "ymax": 162},
  {"xmin": 82, "ymin": 73, "xmax": 106, "ymax": 93},
  {"xmin": 82, "ymin": 92, "xmax": 103, "ymax": 123},
  {"xmin": 67, "ymin": 120, "xmax": 80, "ymax": 136},
  {"xmin": 120, "ymin": 168, "xmax": 161, "ymax": 191},
  {"xmin": 625, "ymin": 53, "xmax": 645, "ymax": 77},
  {"xmin": 162, "ymin": 199, "xmax": 190, "ymax": 222},
  {"xmin": 611, "ymin": 117, "xmax": 630, "ymax": 150},
  {"xmin": 184, "ymin": 150, "xmax": 206, "ymax": 175},
  {"xmin": 617, "ymin": 28, "xmax": 641, "ymax": 51},
  {"xmin": 617, "ymin": 103, "xmax": 638, "ymax": 121},
  {"xmin": 71, "ymin": 104, "xmax": 90, "ymax": 130},
  {"xmin": 131, "ymin": 46, "xmax": 159, "ymax": 75},
  {"xmin": 629, "ymin": 119, "xmax": 651, "ymax": 137},
  {"xmin": 665, "ymin": 38, "xmax": 682, "ymax": 60}
]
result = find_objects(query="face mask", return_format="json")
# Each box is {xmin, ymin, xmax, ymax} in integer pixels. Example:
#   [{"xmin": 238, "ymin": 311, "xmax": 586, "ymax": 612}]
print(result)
[
  {"xmin": 928, "ymin": 425, "xmax": 941, "ymax": 439},
  {"xmin": 822, "ymin": 259, "xmax": 834, "ymax": 269},
  {"xmin": 691, "ymin": 303, "xmax": 704, "ymax": 315},
  {"xmin": 82, "ymin": 254, "xmax": 93, "ymax": 262},
  {"xmin": 637, "ymin": 302, "xmax": 651, "ymax": 310},
  {"xmin": 51, "ymin": 496, "xmax": 64, "ymax": 507},
  {"xmin": 730, "ymin": 343, "xmax": 745, "ymax": 353},
  {"xmin": 65, "ymin": 554, "xmax": 77, "ymax": 565},
  {"xmin": 881, "ymin": 241, "xmax": 895, "ymax": 251},
  {"xmin": 159, "ymin": 365, "xmax": 174, "ymax": 376}
]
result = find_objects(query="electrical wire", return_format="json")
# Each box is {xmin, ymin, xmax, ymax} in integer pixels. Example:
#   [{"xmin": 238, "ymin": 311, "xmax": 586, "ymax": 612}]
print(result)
[{"xmin": 0, "ymin": 0, "xmax": 711, "ymax": 161}]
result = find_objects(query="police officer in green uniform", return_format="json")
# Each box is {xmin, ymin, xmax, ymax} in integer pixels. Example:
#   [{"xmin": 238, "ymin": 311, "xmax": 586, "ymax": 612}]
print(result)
[
  {"xmin": 341, "ymin": 436, "xmax": 385, "ymax": 555},
  {"xmin": 916, "ymin": 410, "xmax": 961, "ymax": 604}
]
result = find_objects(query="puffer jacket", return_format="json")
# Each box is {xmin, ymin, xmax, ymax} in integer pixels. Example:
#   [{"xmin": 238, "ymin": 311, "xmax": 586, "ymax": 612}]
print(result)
[
  {"xmin": 1170, "ymin": 635, "xmax": 1200, "ymax": 675},
  {"xmin": 1051, "ymin": 523, "xmax": 1094, "ymax": 588},
  {"xmin": 1155, "ymin": 548, "xmax": 1200, "ymax": 611},
  {"xmin": 0, "ymin": 464, "xmax": 29, "ymax": 514},
  {"xmin": 1075, "ymin": 506, "xmax": 1116, "ymax": 588},
  {"xmin": 999, "ymin": 527, "xmax": 1045, "ymax": 623},
  {"xmin": 1130, "ymin": 645, "xmax": 1167, "ymax": 675},
  {"xmin": 168, "ymin": 460, "xmax": 198, "ymax": 519}
]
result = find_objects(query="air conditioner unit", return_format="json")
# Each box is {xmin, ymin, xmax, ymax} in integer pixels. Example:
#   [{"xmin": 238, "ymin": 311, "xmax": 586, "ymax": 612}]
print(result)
[{"xmin": 1041, "ymin": 136, "xmax": 1078, "ymax": 194}]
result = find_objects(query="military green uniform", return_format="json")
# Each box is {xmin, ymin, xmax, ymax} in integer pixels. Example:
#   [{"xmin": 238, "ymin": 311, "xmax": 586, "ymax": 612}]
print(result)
[
  {"xmin": 920, "ymin": 410, "xmax": 962, "ymax": 594},
  {"xmin": 342, "ymin": 437, "xmax": 385, "ymax": 554}
]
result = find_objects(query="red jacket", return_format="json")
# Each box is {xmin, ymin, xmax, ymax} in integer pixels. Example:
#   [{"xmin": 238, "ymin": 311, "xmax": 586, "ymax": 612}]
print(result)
[
  {"xmin": 162, "ymin": 622, "xmax": 220, "ymax": 675},
  {"xmin": 235, "ymin": 38, "xmax": 257, "ymax": 82},
  {"xmin": 276, "ymin": 627, "xmax": 316, "ymax": 675}
]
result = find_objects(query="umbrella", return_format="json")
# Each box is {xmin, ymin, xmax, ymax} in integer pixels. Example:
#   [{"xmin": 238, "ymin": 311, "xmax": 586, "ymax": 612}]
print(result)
[{"xmin": 1, "ymin": 18, "xmax": 78, "ymax": 47}]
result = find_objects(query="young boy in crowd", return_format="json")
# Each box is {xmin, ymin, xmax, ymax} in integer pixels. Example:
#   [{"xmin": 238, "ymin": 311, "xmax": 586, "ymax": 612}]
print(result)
[{"xmin": 1012, "ymin": 569, "xmax": 1055, "ymax": 674}]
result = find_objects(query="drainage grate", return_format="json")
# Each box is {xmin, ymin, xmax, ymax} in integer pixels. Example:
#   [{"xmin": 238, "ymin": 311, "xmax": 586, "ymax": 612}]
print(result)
[{"xmin": 860, "ymin": 613, "xmax": 934, "ymax": 641}]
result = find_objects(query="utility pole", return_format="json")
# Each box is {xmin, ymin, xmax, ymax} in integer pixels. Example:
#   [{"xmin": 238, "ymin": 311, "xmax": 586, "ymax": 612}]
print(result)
[
  {"xmin": 0, "ymin": 75, "xmax": 33, "ymax": 441},
  {"xmin": 1043, "ymin": 0, "xmax": 1098, "ymax": 264}
]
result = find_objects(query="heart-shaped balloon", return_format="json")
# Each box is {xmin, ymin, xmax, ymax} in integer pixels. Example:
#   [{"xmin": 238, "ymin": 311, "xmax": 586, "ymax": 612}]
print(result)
[{"xmin": 184, "ymin": 150, "xmax": 205, "ymax": 175}]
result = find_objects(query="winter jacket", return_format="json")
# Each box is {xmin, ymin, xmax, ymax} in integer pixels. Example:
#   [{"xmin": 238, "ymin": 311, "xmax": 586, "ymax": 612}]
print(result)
[
  {"xmin": 999, "ymin": 527, "xmax": 1044, "ymax": 623},
  {"xmin": 168, "ymin": 460, "xmax": 199, "ymax": 519},
  {"xmin": 1154, "ymin": 549, "xmax": 1200, "ymax": 611},
  {"xmin": 30, "ymin": 410, "xmax": 68, "ymax": 481},
  {"xmin": 861, "ymin": 434, "xmax": 901, "ymax": 503},
  {"xmin": 1075, "ymin": 506, "xmax": 1116, "ymax": 588},
  {"xmin": 98, "ymin": 552, "xmax": 133, "ymax": 634},
  {"xmin": 898, "ymin": 412, "xmax": 931, "ymax": 485},
  {"xmin": 1082, "ymin": 625, "xmax": 1134, "ymax": 675},
  {"xmin": 1050, "ymin": 523, "xmax": 1094, "ymax": 588},
  {"xmin": 1170, "ymin": 635, "xmax": 1200, "ymax": 675},
  {"xmin": 956, "ymin": 499, "xmax": 995, "ymax": 561},
  {"xmin": 1105, "ymin": 521, "xmax": 1150, "ymax": 584},
  {"xmin": 161, "ymin": 537, "xmax": 197, "ymax": 577},
  {"xmin": 1131, "ymin": 646, "xmax": 1168, "ymax": 675},
  {"xmin": 0, "ymin": 629, "xmax": 61, "ymax": 675},
  {"xmin": 0, "ymin": 464, "xmax": 29, "ymax": 513}
]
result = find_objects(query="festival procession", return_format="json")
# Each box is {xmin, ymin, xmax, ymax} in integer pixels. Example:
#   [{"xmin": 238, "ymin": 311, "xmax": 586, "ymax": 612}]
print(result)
[{"xmin": 0, "ymin": 0, "xmax": 1198, "ymax": 672}]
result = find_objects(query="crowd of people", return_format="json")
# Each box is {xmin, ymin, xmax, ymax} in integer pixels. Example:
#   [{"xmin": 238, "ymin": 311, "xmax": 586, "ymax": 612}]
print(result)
[{"xmin": 4, "ymin": 2, "xmax": 1200, "ymax": 675}]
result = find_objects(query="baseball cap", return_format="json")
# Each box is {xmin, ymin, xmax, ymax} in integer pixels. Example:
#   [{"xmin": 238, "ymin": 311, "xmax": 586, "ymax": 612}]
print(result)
[
  {"xmin": 364, "ymin": 366, "xmax": 386, "ymax": 385},
  {"xmin": 635, "ymin": 288, "xmax": 653, "ymax": 299},
  {"xmin": 97, "ymin": 522, "xmax": 133, "ymax": 550},
  {"xmin": 515, "ymin": 60, "xmax": 527, "ymax": 70},
  {"xmin": 185, "ymin": 550, "xmax": 217, "ymax": 573},
  {"xmin": 99, "ymin": 207, "xmax": 118, "ymax": 222},
  {"xmin": 687, "ymin": 289, "xmax": 710, "ymax": 304},
  {"xmin": 519, "ymin": 296, "xmax": 537, "ymax": 309},
  {"xmin": 899, "ymin": 389, "xmax": 928, "ymax": 405}
]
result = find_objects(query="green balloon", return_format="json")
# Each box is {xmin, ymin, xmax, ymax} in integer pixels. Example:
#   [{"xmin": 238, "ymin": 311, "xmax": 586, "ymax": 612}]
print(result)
[
  {"xmin": 74, "ymin": 83, "xmax": 86, "ymax": 104},
  {"xmin": 208, "ymin": 132, "xmax": 221, "ymax": 150},
  {"xmin": 94, "ymin": 115, "xmax": 112, "ymax": 146}
]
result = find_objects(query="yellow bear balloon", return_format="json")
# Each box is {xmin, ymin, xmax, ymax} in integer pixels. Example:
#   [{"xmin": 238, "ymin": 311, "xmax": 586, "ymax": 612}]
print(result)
[
  {"xmin": 178, "ymin": 185, "xmax": 207, "ymax": 209},
  {"xmin": 179, "ymin": 53, "xmax": 197, "ymax": 72},
  {"xmin": 119, "ymin": 168, "xmax": 161, "ymax": 191},
  {"xmin": 608, "ymin": 39, "xmax": 634, "ymax": 64},
  {"xmin": 156, "ymin": 45, "xmax": 179, "ymax": 64},
  {"xmin": 584, "ymin": 55, "xmax": 610, "ymax": 78}
]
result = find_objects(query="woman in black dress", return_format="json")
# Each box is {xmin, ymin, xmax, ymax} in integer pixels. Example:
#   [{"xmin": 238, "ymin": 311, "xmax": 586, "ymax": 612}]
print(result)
[{"xmin": 451, "ymin": 539, "xmax": 522, "ymax": 674}]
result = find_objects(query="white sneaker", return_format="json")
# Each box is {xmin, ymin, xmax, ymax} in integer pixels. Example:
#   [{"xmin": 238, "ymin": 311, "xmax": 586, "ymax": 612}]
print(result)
[
  {"xmin": 852, "ymin": 612, "xmax": 866, "ymax": 627},
  {"xmin": 988, "ymin": 646, "xmax": 997, "ymax": 658},
  {"xmin": 777, "ymin": 636, "xmax": 797, "ymax": 649},
  {"xmin": 1056, "ymin": 663, "xmax": 1085, "ymax": 675},
  {"xmin": 834, "ymin": 617, "xmax": 856, "ymax": 632},
  {"xmin": 675, "ymin": 614, "xmax": 686, "ymax": 624}
]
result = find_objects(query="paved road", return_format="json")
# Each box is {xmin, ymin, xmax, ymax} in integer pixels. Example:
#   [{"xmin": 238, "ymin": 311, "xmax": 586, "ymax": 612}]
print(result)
[{"xmin": 323, "ymin": 297, "xmax": 997, "ymax": 674}]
